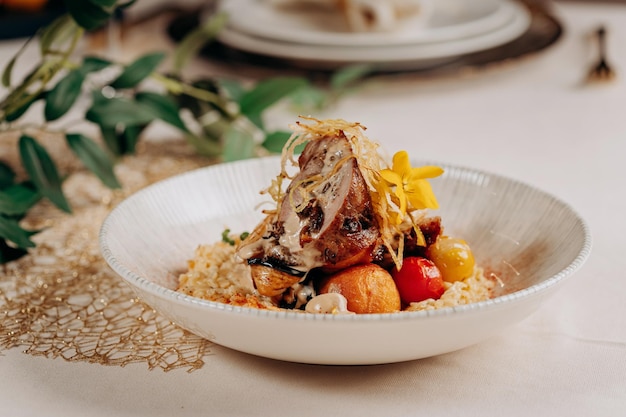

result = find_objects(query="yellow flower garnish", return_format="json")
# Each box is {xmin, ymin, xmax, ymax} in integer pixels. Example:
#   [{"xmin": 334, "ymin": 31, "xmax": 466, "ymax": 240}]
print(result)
[{"xmin": 379, "ymin": 151, "xmax": 443, "ymax": 222}]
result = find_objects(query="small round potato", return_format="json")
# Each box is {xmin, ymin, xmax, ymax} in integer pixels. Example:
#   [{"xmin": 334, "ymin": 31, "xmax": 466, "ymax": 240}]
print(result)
[{"xmin": 319, "ymin": 264, "xmax": 401, "ymax": 314}]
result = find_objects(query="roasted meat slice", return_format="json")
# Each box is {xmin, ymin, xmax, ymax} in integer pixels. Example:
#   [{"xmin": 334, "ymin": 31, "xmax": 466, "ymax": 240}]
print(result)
[
  {"xmin": 238, "ymin": 133, "xmax": 380, "ymax": 296},
  {"xmin": 279, "ymin": 134, "xmax": 380, "ymax": 270}
]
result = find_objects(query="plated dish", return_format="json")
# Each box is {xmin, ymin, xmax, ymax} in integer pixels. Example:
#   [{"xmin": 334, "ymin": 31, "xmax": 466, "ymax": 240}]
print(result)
[
  {"xmin": 178, "ymin": 119, "xmax": 492, "ymax": 315},
  {"xmin": 100, "ymin": 122, "xmax": 591, "ymax": 364}
]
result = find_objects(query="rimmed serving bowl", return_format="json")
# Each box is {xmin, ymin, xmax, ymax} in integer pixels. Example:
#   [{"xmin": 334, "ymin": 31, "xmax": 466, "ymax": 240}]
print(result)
[{"xmin": 99, "ymin": 156, "xmax": 591, "ymax": 365}]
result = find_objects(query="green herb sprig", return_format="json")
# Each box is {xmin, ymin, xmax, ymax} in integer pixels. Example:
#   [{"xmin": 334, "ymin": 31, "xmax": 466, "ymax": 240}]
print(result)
[{"xmin": 0, "ymin": 0, "xmax": 372, "ymax": 264}]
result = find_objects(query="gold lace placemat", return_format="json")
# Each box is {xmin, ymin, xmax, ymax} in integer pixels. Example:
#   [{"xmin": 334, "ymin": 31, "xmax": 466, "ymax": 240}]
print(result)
[{"xmin": 0, "ymin": 133, "xmax": 215, "ymax": 372}]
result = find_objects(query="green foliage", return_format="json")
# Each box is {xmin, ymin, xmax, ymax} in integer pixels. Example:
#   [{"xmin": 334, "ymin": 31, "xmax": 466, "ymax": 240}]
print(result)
[
  {"xmin": 239, "ymin": 77, "xmax": 308, "ymax": 129},
  {"xmin": 80, "ymin": 56, "xmax": 113, "ymax": 73},
  {"xmin": 172, "ymin": 12, "xmax": 228, "ymax": 74},
  {"xmin": 0, "ymin": 160, "xmax": 41, "ymax": 263},
  {"xmin": 0, "ymin": 216, "xmax": 37, "ymax": 251},
  {"xmin": 44, "ymin": 69, "xmax": 85, "ymax": 121},
  {"xmin": 63, "ymin": 0, "xmax": 116, "ymax": 31},
  {"xmin": 2, "ymin": 55, "xmax": 17, "ymax": 88},
  {"xmin": 66, "ymin": 133, "xmax": 121, "ymax": 189},
  {"xmin": 0, "ymin": 1, "xmax": 373, "ymax": 263},
  {"xmin": 0, "ymin": 161, "xmax": 16, "ymax": 188},
  {"xmin": 39, "ymin": 14, "xmax": 80, "ymax": 54},
  {"xmin": 0, "ymin": 183, "xmax": 41, "ymax": 216},
  {"xmin": 222, "ymin": 124, "xmax": 257, "ymax": 162},
  {"xmin": 261, "ymin": 131, "xmax": 293, "ymax": 154},
  {"xmin": 110, "ymin": 52, "xmax": 165, "ymax": 89},
  {"xmin": 19, "ymin": 135, "xmax": 72, "ymax": 213},
  {"xmin": 134, "ymin": 92, "xmax": 188, "ymax": 132},
  {"xmin": 86, "ymin": 94, "xmax": 158, "ymax": 128}
]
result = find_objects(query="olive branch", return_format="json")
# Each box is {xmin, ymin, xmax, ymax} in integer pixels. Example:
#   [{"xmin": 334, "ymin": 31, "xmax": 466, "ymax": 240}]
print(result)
[{"xmin": 0, "ymin": 0, "xmax": 371, "ymax": 264}]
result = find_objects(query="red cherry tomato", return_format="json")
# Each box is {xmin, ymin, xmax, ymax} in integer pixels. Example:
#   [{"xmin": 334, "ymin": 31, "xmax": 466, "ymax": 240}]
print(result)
[{"xmin": 391, "ymin": 257, "xmax": 445, "ymax": 304}]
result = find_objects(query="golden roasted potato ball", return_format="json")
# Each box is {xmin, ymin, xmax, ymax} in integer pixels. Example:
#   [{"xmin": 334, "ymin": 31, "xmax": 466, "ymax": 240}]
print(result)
[{"xmin": 319, "ymin": 264, "xmax": 401, "ymax": 314}]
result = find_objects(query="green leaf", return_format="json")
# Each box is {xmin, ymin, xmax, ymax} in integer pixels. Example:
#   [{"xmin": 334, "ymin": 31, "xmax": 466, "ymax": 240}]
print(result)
[
  {"xmin": 63, "ymin": 0, "xmax": 112, "ymax": 31},
  {"xmin": 18, "ymin": 135, "xmax": 71, "ymax": 213},
  {"xmin": 86, "ymin": 95, "xmax": 158, "ymax": 127},
  {"xmin": 172, "ymin": 12, "xmax": 228, "ymax": 73},
  {"xmin": 99, "ymin": 125, "xmax": 122, "ymax": 156},
  {"xmin": 44, "ymin": 69, "xmax": 85, "ymax": 121},
  {"xmin": 262, "ymin": 131, "xmax": 292, "ymax": 154},
  {"xmin": 80, "ymin": 56, "xmax": 112, "ymax": 74},
  {"xmin": 110, "ymin": 52, "xmax": 165, "ymax": 89},
  {"xmin": 66, "ymin": 133, "xmax": 121, "ymax": 189},
  {"xmin": 4, "ymin": 92, "xmax": 43, "ymax": 122},
  {"xmin": 221, "ymin": 229, "xmax": 235, "ymax": 245},
  {"xmin": 222, "ymin": 126, "xmax": 256, "ymax": 162},
  {"xmin": 118, "ymin": 0, "xmax": 137, "ymax": 10},
  {"xmin": 288, "ymin": 86, "xmax": 328, "ymax": 112},
  {"xmin": 0, "ymin": 183, "xmax": 40, "ymax": 216},
  {"xmin": 217, "ymin": 78, "xmax": 245, "ymax": 102},
  {"xmin": 238, "ymin": 77, "xmax": 308, "ymax": 127},
  {"xmin": 176, "ymin": 79, "xmax": 230, "ymax": 118},
  {"xmin": 135, "ymin": 92, "xmax": 188, "ymax": 132},
  {"xmin": 184, "ymin": 133, "xmax": 223, "ymax": 158},
  {"xmin": 0, "ymin": 237, "xmax": 29, "ymax": 264},
  {"xmin": 38, "ymin": 14, "xmax": 79, "ymax": 54},
  {"xmin": 1, "ymin": 35, "xmax": 35, "ymax": 87},
  {"xmin": 0, "ymin": 215, "xmax": 36, "ymax": 249},
  {"xmin": 0, "ymin": 161, "xmax": 16, "ymax": 189},
  {"xmin": 1, "ymin": 63, "xmax": 51, "ymax": 119},
  {"xmin": 99, "ymin": 123, "xmax": 147, "ymax": 156},
  {"xmin": 2, "ymin": 54, "xmax": 18, "ymax": 88},
  {"xmin": 121, "ymin": 124, "xmax": 145, "ymax": 154},
  {"xmin": 193, "ymin": 112, "xmax": 233, "ymax": 144},
  {"xmin": 330, "ymin": 63, "xmax": 374, "ymax": 90}
]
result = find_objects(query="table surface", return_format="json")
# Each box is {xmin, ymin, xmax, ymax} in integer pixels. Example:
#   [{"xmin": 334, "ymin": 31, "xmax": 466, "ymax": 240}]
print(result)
[{"xmin": 1, "ymin": 1, "xmax": 625, "ymax": 416}]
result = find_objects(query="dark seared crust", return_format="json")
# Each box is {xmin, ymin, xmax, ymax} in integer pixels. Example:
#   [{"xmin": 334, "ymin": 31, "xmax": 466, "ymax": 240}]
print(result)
[
  {"xmin": 403, "ymin": 216, "xmax": 443, "ymax": 258},
  {"xmin": 418, "ymin": 216, "xmax": 443, "ymax": 247},
  {"xmin": 375, "ymin": 216, "xmax": 443, "ymax": 268},
  {"xmin": 309, "ymin": 157, "xmax": 379, "ymax": 268},
  {"xmin": 299, "ymin": 201, "xmax": 324, "ymax": 244}
]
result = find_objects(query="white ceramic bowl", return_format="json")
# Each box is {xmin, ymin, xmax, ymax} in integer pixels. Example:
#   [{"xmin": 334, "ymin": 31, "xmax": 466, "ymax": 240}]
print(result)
[{"xmin": 99, "ymin": 157, "xmax": 591, "ymax": 365}]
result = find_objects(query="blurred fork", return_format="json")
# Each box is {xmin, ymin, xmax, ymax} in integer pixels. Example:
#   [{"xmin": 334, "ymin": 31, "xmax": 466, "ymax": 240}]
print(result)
[{"xmin": 587, "ymin": 26, "xmax": 616, "ymax": 83}]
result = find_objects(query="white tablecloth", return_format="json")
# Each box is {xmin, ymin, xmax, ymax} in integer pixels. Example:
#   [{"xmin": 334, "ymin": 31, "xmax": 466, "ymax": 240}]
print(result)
[{"xmin": 1, "ymin": 2, "xmax": 625, "ymax": 416}]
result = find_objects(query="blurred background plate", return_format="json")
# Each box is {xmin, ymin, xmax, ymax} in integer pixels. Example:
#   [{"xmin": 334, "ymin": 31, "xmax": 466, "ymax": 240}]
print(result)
[
  {"xmin": 168, "ymin": 1, "xmax": 562, "ymax": 76},
  {"xmin": 218, "ymin": 0, "xmax": 518, "ymax": 47},
  {"xmin": 216, "ymin": 1, "xmax": 531, "ymax": 68}
]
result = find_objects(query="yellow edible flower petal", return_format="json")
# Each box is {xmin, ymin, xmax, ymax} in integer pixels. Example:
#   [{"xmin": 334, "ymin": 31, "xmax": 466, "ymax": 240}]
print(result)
[
  {"xmin": 405, "ymin": 178, "xmax": 439, "ymax": 209},
  {"xmin": 379, "ymin": 168, "xmax": 406, "ymax": 215},
  {"xmin": 379, "ymin": 151, "xmax": 444, "ymax": 219}
]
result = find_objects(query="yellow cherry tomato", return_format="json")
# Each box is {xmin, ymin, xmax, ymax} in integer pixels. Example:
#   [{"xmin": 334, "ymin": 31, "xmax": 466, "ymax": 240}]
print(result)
[{"xmin": 426, "ymin": 236, "xmax": 475, "ymax": 282}]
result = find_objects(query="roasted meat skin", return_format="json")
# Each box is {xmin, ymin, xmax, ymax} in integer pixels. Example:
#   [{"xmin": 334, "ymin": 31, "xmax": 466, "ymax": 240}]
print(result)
[
  {"xmin": 238, "ymin": 133, "xmax": 381, "ymax": 296},
  {"xmin": 277, "ymin": 134, "xmax": 380, "ymax": 271}
]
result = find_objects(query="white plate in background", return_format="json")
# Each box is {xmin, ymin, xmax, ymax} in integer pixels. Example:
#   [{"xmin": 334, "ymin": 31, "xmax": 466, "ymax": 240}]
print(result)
[
  {"xmin": 219, "ymin": 0, "xmax": 517, "ymax": 47},
  {"xmin": 217, "ymin": 1, "xmax": 530, "ymax": 68}
]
